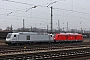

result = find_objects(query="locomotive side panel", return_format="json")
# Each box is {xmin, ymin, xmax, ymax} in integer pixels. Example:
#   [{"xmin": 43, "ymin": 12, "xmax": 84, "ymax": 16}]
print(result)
[
  {"xmin": 15, "ymin": 34, "xmax": 54, "ymax": 42},
  {"xmin": 30, "ymin": 34, "xmax": 53, "ymax": 42},
  {"xmin": 76, "ymin": 35, "xmax": 83, "ymax": 40},
  {"xmin": 67, "ymin": 35, "xmax": 75, "ymax": 40},
  {"xmin": 18, "ymin": 35, "xmax": 26, "ymax": 41},
  {"xmin": 54, "ymin": 33, "xmax": 83, "ymax": 43},
  {"xmin": 57, "ymin": 35, "xmax": 67, "ymax": 40}
]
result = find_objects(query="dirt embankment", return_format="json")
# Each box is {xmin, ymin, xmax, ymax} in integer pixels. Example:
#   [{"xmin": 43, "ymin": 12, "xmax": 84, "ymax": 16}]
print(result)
[
  {"xmin": 83, "ymin": 38, "xmax": 90, "ymax": 42},
  {"xmin": 0, "ymin": 40, "xmax": 6, "ymax": 45}
]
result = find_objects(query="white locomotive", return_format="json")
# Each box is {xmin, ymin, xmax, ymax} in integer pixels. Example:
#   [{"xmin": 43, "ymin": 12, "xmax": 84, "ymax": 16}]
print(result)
[{"xmin": 6, "ymin": 32, "xmax": 54, "ymax": 45}]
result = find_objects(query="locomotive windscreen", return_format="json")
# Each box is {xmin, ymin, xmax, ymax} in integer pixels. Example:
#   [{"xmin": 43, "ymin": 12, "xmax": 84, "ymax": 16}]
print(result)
[{"xmin": 6, "ymin": 34, "xmax": 12, "ymax": 38}]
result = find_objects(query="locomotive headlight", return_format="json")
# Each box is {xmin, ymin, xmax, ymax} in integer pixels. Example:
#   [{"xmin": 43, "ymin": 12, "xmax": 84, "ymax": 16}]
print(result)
[{"xmin": 6, "ymin": 39, "xmax": 10, "ymax": 41}]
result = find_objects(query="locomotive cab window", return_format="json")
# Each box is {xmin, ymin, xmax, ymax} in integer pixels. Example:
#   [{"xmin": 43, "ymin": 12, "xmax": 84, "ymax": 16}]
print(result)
[
  {"xmin": 14, "ymin": 35, "xmax": 16, "ymax": 37},
  {"xmin": 51, "ymin": 35, "xmax": 52, "ymax": 37},
  {"xmin": 27, "ymin": 35, "xmax": 30, "ymax": 40},
  {"xmin": 6, "ymin": 34, "xmax": 12, "ymax": 38}
]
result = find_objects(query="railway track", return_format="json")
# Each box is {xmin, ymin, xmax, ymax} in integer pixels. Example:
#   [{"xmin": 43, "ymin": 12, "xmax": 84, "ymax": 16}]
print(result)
[
  {"xmin": 0, "ymin": 46, "xmax": 90, "ymax": 60},
  {"xmin": 66, "ymin": 56, "xmax": 90, "ymax": 60},
  {"xmin": 0, "ymin": 40, "xmax": 89, "ymax": 60},
  {"xmin": 0, "ymin": 42, "xmax": 89, "ymax": 54}
]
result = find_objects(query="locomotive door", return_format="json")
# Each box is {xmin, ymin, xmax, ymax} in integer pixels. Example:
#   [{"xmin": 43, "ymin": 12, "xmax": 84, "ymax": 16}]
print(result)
[
  {"xmin": 13, "ymin": 35, "xmax": 17, "ymax": 41},
  {"xmin": 49, "ymin": 34, "xmax": 54, "ymax": 40}
]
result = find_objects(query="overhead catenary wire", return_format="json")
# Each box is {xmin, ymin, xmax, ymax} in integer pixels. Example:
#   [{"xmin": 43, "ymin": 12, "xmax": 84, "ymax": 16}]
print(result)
[
  {"xmin": 3, "ymin": 0, "xmax": 90, "ymax": 11},
  {"xmin": 53, "ymin": 8, "xmax": 90, "ymax": 15},
  {"xmin": 2, "ymin": 0, "xmax": 48, "ymax": 8},
  {"xmin": 0, "ymin": 9, "xmax": 89, "ymax": 23},
  {"xmin": 0, "ymin": 9, "xmax": 87, "ymax": 19},
  {"xmin": 1, "ymin": 0, "xmax": 90, "ymax": 30},
  {"xmin": 0, "ymin": 8, "xmax": 89, "ymax": 21},
  {"xmin": 57, "ymin": 0, "xmax": 90, "ymax": 11},
  {"xmin": 2, "ymin": 0, "xmax": 90, "ymax": 15}
]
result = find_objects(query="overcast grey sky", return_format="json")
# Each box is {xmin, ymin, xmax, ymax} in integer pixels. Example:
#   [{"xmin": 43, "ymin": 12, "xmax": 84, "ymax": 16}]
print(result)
[{"xmin": 0, "ymin": 0, "xmax": 90, "ymax": 30}]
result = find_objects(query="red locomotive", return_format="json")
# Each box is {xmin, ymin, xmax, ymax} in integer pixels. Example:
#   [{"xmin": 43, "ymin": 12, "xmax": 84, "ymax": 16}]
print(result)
[{"xmin": 54, "ymin": 33, "xmax": 83, "ymax": 43}]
